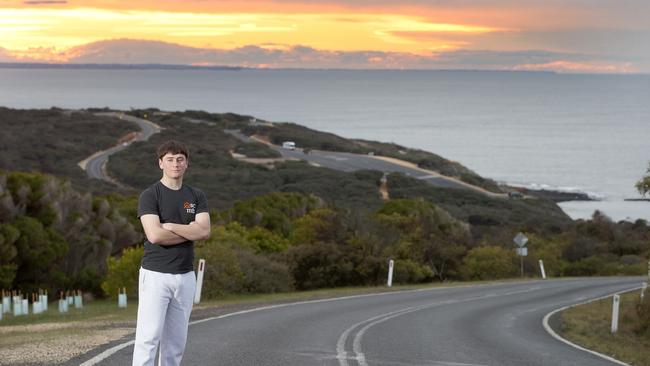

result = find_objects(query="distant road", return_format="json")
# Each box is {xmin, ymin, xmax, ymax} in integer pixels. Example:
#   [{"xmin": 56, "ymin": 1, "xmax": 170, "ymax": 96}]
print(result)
[
  {"xmin": 78, "ymin": 277, "xmax": 644, "ymax": 366},
  {"xmin": 79, "ymin": 112, "xmax": 161, "ymax": 182},
  {"xmin": 225, "ymin": 129, "xmax": 504, "ymax": 197}
]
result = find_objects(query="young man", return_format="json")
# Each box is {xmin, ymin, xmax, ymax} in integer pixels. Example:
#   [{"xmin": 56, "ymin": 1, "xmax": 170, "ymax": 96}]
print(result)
[{"xmin": 133, "ymin": 140, "xmax": 210, "ymax": 366}]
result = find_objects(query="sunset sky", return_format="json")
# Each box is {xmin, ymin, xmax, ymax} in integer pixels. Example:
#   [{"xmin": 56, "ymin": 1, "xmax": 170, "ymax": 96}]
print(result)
[{"xmin": 1, "ymin": 0, "xmax": 649, "ymax": 72}]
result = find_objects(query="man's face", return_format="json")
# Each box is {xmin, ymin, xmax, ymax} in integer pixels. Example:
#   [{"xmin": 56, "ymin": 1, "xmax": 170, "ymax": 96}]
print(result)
[{"xmin": 159, "ymin": 152, "xmax": 188, "ymax": 179}]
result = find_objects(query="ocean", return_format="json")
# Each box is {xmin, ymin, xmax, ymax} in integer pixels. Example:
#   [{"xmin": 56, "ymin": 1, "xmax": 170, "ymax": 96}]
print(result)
[{"xmin": 2, "ymin": 68, "xmax": 649, "ymax": 221}]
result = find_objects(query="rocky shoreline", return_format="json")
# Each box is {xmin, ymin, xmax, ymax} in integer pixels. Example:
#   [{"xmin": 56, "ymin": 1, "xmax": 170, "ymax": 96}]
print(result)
[{"xmin": 504, "ymin": 187, "xmax": 595, "ymax": 202}]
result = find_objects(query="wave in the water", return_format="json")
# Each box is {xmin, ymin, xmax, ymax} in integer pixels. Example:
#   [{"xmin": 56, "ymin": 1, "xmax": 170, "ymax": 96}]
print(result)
[{"xmin": 503, "ymin": 182, "xmax": 605, "ymax": 200}]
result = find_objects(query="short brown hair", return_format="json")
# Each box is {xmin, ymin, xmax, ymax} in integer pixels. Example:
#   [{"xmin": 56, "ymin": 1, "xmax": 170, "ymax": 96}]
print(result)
[{"xmin": 156, "ymin": 140, "xmax": 189, "ymax": 160}]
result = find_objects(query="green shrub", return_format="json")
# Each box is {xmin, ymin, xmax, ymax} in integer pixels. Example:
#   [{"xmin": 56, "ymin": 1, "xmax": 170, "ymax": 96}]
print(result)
[
  {"xmin": 0, "ymin": 263, "xmax": 16, "ymax": 289},
  {"xmin": 286, "ymin": 242, "xmax": 354, "ymax": 290},
  {"xmin": 236, "ymin": 250, "xmax": 293, "ymax": 293},
  {"xmin": 246, "ymin": 227, "xmax": 290, "ymax": 253},
  {"xmin": 563, "ymin": 256, "xmax": 624, "ymax": 276},
  {"xmin": 102, "ymin": 246, "xmax": 143, "ymax": 299},
  {"xmin": 194, "ymin": 241, "xmax": 244, "ymax": 299},
  {"xmin": 392, "ymin": 259, "xmax": 434, "ymax": 284},
  {"xmin": 461, "ymin": 246, "xmax": 517, "ymax": 280}
]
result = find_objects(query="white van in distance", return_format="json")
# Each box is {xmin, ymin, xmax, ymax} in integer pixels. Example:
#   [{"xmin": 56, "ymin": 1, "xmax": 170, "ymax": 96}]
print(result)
[{"xmin": 282, "ymin": 141, "xmax": 296, "ymax": 150}]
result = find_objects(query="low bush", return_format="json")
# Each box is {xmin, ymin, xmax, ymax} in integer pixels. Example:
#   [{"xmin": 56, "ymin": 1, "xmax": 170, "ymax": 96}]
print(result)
[
  {"xmin": 102, "ymin": 246, "xmax": 143, "ymax": 299},
  {"xmin": 194, "ymin": 241, "xmax": 244, "ymax": 299},
  {"xmin": 392, "ymin": 259, "xmax": 434, "ymax": 284},
  {"xmin": 286, "ymin": 242, "xmax": 354, "ymax": 290},
  {"xmin": 236, "ymin": 250, "xmax": 293, "ymax": 293},
  {"xmin": 461, "ymin": 246, "xmax": 517, "ymax": 280}
]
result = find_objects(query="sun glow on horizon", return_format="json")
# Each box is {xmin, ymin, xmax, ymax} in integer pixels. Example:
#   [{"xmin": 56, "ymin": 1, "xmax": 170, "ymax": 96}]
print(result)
[
  {"xmin": 0, "ymin": 2, "xmax": 645, "ymax": 73},
  {"xmin": 0, "ymin": 7, "xmax": 503, "ymax": 59}
]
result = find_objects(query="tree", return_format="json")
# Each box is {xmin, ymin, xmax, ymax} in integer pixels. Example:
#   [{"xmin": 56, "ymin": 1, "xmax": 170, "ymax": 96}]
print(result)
[{"xmin": 636, "ymin": 162, "xmax": 650, "ymax": 197}]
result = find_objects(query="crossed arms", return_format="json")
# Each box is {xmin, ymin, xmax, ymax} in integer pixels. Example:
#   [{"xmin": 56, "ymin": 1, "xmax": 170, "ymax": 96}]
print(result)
[{"xmin": 140, "ymin": 212, "xmax": 211, "ymax": 245}]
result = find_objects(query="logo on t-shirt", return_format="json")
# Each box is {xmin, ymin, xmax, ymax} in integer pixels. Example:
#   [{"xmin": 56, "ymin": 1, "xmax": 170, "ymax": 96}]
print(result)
[{"xmin": 183, "ymin": 201, "xmax": 196, "ymax": 214}]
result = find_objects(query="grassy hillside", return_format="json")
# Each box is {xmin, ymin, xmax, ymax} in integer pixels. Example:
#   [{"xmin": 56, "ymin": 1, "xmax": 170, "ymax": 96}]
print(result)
[
  {"xmin": 1, "ymin": 107, "xmax": 647, "ymax": 300},
  {"xmin": 0, "ymin": 107, "xmax": 139, "ymax": 193},
  {"xmin": 386, "ymin": 172, "xmax": 571, "ymax": 237},
  {"xmin": 242, "ymin": 121, "xmax": 502, "ymax": 192},
  {"xmin": 107, "ymin": 109, "xmax": 567, "ymax": 229}
]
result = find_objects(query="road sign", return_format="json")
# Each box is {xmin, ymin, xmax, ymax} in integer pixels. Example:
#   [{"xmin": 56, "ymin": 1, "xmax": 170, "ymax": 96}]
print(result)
[
  {"xmin": 514, "ymin": 232, "xmax": 528, "ymax": 247},
  {"xmin": 516, "ymin": 247, "xmax": 528, "ymax": 256}
]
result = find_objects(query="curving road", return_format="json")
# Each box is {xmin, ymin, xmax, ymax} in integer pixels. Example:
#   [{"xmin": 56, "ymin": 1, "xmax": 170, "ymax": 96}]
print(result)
[
  {"xmin": 80, "ymin": 112, "xmax": 161, "ymax": 181},
  {"xmin": 79, "ymin": 277, "xmax": 644, "ymax": 366},
  {"xmin": 224, "ymin": 129, "xmax": 503, "ymax": 197}
]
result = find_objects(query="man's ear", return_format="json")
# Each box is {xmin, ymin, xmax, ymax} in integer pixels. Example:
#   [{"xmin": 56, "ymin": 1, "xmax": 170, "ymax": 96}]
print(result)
[{"xmin": 158, "ymin": 159, "xmax": 164, "ymax": 170}]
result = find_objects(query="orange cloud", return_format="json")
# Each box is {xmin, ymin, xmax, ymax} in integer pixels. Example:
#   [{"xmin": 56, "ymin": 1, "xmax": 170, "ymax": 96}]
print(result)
[
  {"xmin": 2, "ymin": 1, "xmax": 647, "ymax": 72},
  {"xmin": 0, "ymin": 7, "xmax": 503, "ymax": 55}
]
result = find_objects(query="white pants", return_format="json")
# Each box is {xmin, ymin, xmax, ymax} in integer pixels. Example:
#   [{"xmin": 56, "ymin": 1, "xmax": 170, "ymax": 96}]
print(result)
[{"xmin": 132, "ymin": 267, "xmax": 196, "ymax": 366}]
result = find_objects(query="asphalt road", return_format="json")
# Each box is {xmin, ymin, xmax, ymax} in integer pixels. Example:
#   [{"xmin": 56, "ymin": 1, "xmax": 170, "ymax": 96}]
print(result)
[
  {"xmin": 80, "ymin": 277, "xmax": 644, "ymax": 366},
  {"xmin": 224, "ymin": 130, "xmax": 498, "ymax": 194},
  {"xmin": 83, "ymin": 112, "xmax": 160, "ymax": 180}
]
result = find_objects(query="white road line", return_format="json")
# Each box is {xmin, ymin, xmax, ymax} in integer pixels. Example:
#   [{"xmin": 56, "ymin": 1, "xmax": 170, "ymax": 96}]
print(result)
[
  {"xmin": 417, "ymin": 175, "xmax": 440, "ymax": 180},
  {"xmin": 79, "ymin": 281, "xmax": 537, "ymax": 365},
  {"xmin": 324, "ymin": 155, "xmax": 349, "ymax": 161},
  {"xmin": 341, "ymin": 287, "xmax": 541, "ymax": 366},
  {"xmin": 79, "ymin": 341, "xmax": 134, "ymax": 366},
  {"xmin": 542, "ymin": 285, "xmax": 642, "ymax": 366},
  {"xmin": 79, "ymin": 285, "xmax": 466, "ymax": 366},
  {"xmin": 336, "ymin": 305, "xmax": 424, "ymax": 366}
]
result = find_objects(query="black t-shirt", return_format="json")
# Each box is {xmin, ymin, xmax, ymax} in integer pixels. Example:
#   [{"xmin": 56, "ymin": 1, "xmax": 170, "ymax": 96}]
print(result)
[{"xmin": 137, "ymin": 181, "xmax": 208, "ymax": 274}]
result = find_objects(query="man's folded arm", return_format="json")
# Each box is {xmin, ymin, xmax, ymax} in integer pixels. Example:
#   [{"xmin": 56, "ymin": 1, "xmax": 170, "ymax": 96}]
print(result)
[
  {"xmin": 140, "ymin": 214, "xmax": 188, "ymax": 245},
  {"xmin": 161, "ymin": 212, "xmax": 211, "ymax": 241}
]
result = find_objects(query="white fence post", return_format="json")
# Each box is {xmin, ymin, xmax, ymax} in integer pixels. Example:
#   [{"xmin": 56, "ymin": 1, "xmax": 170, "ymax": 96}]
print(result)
[
  {"xmin": 194, "ymin": 259, "xmax": 206, "ymax": 304},
  {"xmin": 387, "ymin": 259, "xmax": 394, "ymax": 287},
  {"xmin": 538, "ymin": 259, "xmax": 547, "ymax": 279},
  {"xmin": 2, "ymin": 293, "xmax": 10, "ymax": 314},
  {"xmin": 642, "ymin": 282, "xmax": 647, "ymax": 301},
  {"xmin": 74, "ymin": 290, "xmax": 83, "ymax": 309},
  {"xmin": 611, "ymin": 294, "xmax": 620, "ymax": 334}
]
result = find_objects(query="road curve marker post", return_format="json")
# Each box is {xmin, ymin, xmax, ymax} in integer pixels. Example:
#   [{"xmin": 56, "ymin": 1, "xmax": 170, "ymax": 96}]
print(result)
[
  {"xmin": 611, "ymin": 294, "xmax": 620, "ymax": 334},
  {"xmin": 387, "ymin": 259, "xmax": 394, "ymax": 287},
  {"xmin": 195, "ymin": 259, "xmax": 206, "ymax": 304},
  {"xmin": 641, "ymin": 282, "xmax": 647, "ymax": 301},
  {"xmin": 539, "ymin": 260, "xmax": 547, "ymax": 279}
]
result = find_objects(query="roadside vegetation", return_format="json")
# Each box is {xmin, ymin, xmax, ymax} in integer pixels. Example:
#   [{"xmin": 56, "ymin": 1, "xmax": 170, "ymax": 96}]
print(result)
[
  {"xmin": 559, "ymin": 289, "xmax": 650, "ymax": 366},
  {"xmin": 0, "ymin": 107, "xmax": 139, "ymax": 194},
  {"xmin": 0, "ymin": 107, "xmax": 647, "ymax": 311},
  {"xmin": 242, "ymin": 120, "xmax": 502, "ymax": 192},
  {"xmin": 636, "ymin": 162, "xmax": 650, "ymax": 198}
]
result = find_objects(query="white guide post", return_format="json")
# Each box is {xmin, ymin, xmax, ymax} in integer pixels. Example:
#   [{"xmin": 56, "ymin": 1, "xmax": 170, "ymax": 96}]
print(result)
[
  {"xmin": 387, "ymin": 259, "xmax": 394, "ymax": 287},
  {"xmin": 118, "ymin": 288, "xmax": 127, "ymax": 308},
  {"xmin": 538, "ymin": 259, "xmax": 547, "ymax": 279},
  {"xmin": 611, "ymin": 294, "xmax": 620, "ymax": 334},
  {"xmin": 194, "ymin": 259, "xmax": 206, "ymax": 304}
]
